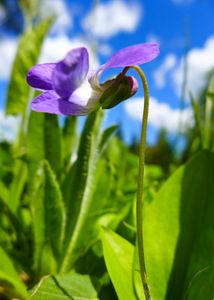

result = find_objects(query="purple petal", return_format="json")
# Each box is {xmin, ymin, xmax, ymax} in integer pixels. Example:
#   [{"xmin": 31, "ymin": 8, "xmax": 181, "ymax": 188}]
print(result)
[
  {"xmin": 52, "ymin": 47, "xmax": 89, "ymax": 98},
  {"xmin": 103, "ymin": 43, "xmax": 160, "ymax": 70},
  {"xmin": 31, "ymin": 91, "xmax": 84, "ymax": 115},
  {"xmin": 27, "ymin": 63, "xmax": 56, "ymax": 90}
]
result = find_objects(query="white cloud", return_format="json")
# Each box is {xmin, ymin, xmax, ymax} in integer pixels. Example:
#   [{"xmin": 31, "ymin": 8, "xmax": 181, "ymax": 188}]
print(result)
[
  {"xmin": 125, "ymin": 97, "xmax": 194, "ymax": 133},
  {"xmin": 153, "ymin": 37, "xmax": 214, "ymax": 98},
  {"xmin": 0, "ymin": 111, "xmax": 21, "ymax": 142},
  {"xmin": 98, "ymin": 43, "xmax": 113, "ymax": 56},
  {"xmin": 38, "ymin": 0, "xmax": 72, "ymax": 34},
  {"xmin": 153, "ymin": 54, "xmax": 177, "ymax": 88},
  {"xmin": 172, "ymin": 37, "xmax": 214, "ymax": 97},
  {"xmin": 0, "ymin": 38, "xmax": 17, "ymax": 79},
  {"xmin": 40, "ymin": 35, "xmax": 99, "ymax": 68},
  {"xmin": 0, "ymin": 35, "xmax": 99, "ymax": 80},
  {"xmin": 146, "ymin": 34, "xmax": 161, "ymax": 44},
  {"xmin": 82, "ymin": 0, "xmax": 142, "ymax": 39}
]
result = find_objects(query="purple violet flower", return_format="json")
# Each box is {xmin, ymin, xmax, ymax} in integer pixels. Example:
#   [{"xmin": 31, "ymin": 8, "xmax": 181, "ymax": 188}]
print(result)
[{"xmin": 27, "ymin": 43, "xmax": 159, "ymax": 115}]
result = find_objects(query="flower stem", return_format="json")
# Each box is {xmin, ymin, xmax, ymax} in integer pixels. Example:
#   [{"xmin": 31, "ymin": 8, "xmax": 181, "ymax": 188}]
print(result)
[{"xmin": 131, "ymin": 65, "xmax": 151, "ymax": 300}]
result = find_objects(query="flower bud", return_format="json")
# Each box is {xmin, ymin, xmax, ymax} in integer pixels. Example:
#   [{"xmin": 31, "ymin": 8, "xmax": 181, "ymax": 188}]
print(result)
[{"xmin": 99, "ymin": 74, "xmax": 138, "ymax": 109}]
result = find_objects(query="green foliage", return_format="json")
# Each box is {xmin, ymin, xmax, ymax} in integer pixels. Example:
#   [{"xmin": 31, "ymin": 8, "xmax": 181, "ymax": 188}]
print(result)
[
  {"xmin": 183, "ymin": 73, "xmax": 214, "ymax": 160},
  {"xmin": 59, "ymin": 112, "xmax": 121, "ymax": 272},
  {"xmin": 62, "ymin": 116, "xmax": 77, "ymax": 169},
  {"xmin": 7, "ymin": 159, "xmax": 27, "ymax": 213},
  {"xmin": 130, "ymin": 131, "xmax": 174, "ymax": 174},
  {"xmin": 207, "ymin": 72, "xmax": 214, "ymax": 104},
  {"xmin": 0, "ymin": 247, "xmax": 28, "ymax": 299},
  {"xmin": 144, "ymin": 150, "xmax": 214, "ymax": 300},
  {"xmin": 27, "ymin": 112, "xmax": 62, "ymax": 185},
  {"xmin": 1, "ymin": 7, "xmax": 214, "ymax": 300},
  {"xmin": 190, "ymin": 92, "xmax": 204, "ymax": 148},
  {"xmin": 6, "ymin": 18, "xmax": 53, "ymax": 116},
  {"xmin": 101, "ymin": 228, "xmax": 136, "ymax": 300},
  {"xmin": 31, "ymin": 273, "xmax": 99, "ymax": 300},
  {"xmin": 59, "ymin": 111, "xmax": 104, "ymax": 272},
  {"xmin": 32, "ymin": 160, "xmax": 65, "ymax": 275}
]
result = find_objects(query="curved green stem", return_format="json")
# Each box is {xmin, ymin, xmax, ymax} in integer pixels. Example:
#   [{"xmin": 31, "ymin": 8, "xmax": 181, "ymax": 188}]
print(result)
[{"xmin": 131, "ymin": 65, "xmax": 151, "ymax": 300}]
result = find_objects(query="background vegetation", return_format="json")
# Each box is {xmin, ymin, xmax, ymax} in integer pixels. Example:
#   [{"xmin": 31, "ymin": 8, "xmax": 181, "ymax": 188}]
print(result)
[{"xmin": 0, "ymin": 2, "xmax": 214, "ymax": 300}]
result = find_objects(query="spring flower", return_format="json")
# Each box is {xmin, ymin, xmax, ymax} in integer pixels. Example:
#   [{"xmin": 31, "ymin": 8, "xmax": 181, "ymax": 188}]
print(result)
[{"xmin": 27, "ymin": 43, "xmax": 159, "ymax": 115}]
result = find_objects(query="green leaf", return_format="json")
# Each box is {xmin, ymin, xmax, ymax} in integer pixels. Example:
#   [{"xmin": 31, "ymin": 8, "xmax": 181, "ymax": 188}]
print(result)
[
  {"xmin": 204, "ymin": 97, "xmax": 213, "ymax": 149},
  {"xmin": 30, "ymin": 273, "xmax": 99, "ymax": 300},
  {"xmin": 32, "ymin": 160, "xmax": 65, "ymax": 274},
  {"xmin": 182, "ymin": 265, "xmax": 214, "ymax": 300},
  {"xmin": 43, "ymin": 161, "xmax": 65, "ymax": 258},
  {"xmin": 0, "ymin": 180, "xmax": 8, "ymax": 203},
  {"xmin": 27, "ymin": 112, "xmax": 62, "ymax": 190},
  {"xmin": 82, "ymin": 137, "xmax": 136, "ymax": 240},
  {"xmin": 61, "ymin": 136, "xmax": 135, "ymax": 276},
  {"xmin": 0, "ymin": 246, "xmax": 29, "ymax": 299},
  {"xmin": 0, "ymin": 227, "xmax": 12, "ymax": 251},
  {"xmin": 98, "ymin": 125, "xmax": 118, "ymax": 153},
  {"xmin": 207, "ymin": 91, "xmax": 214, "ymax": 103},
  {"xmin": 44, "ymin": 114, "xmax": 63, "ymax": 176},
  {"xmin": 0, "ymin": 197, "xmax": 28, "ymax": 253},
  {"xmin": 27, "ymin": 112, "xmax": 44, "ymax": 192},
  {"xmin": 60, "ymin": 111, "xmax": 104, "ymax": 272},
  {"xmin": 132, "ymin": 245, "xmax": 145, "ymax": 300},
  {"xmin": 101, "ymin": 228, "xmax": 136, "ymax": 300},
  {"xmin": 62, "ymin": 116, "xmax": 77, "ymax": 168},
  {"xmin": 6, "ymin": 18, "xmax": 53, "ymax": 116},
  {"xmin": 189, "ymin": 92, "xmax": 204, "ymax": 148},
  {"xmin": 7, "ymin": 159, "xmax": 27, "ymax": 213},
  {"xmin": 144, "ymin": 150, "xmax": 214, "ymax": 300},
  {"xmin": 207, "ymin": 73, "xmax": 214, "ymax": 96}
]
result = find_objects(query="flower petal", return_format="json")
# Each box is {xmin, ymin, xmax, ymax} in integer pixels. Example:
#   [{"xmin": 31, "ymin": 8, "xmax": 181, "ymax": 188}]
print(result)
[
  {"xmin": 27, "ymin": 63, "xmax": 56, "ymax": 90},
  {"xmin": 31, "ymin": 91, "xmax": 84, "ymax": 115},
  {"xmin": 103, "ymin": 43, "xmax": 160, "ymax": 70},
  {"xmin": 52, "ymin": 47, "xmax": 89, "ymax": 98}
]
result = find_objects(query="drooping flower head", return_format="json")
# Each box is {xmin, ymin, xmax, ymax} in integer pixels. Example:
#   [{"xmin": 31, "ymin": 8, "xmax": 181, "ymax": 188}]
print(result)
[{"xmin": 27, "ymin": 43, "xmax": 159, "ymax": 115}]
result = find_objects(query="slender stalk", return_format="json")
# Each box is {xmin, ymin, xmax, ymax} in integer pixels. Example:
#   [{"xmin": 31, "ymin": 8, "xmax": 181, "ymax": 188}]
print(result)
[
  {"xmin": 131, "ymin": 65, "xmax": 151, "ymax": 300},
  {"xmin": 204, "ymin": 95, "xmax": 212, "ymax": 149},
  {"xmin": 189, "ymin": 92, "xmax": 204, "ymax": 149}
]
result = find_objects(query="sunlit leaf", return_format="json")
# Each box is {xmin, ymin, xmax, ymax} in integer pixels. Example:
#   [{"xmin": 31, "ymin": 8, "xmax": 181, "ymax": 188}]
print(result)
[
  {"xmin": 27, "ymin": 112, "xmax": 62, "ymax": 190},
  {"xmin": 7, "ymin": 159, "xmax": 27, "ymax": 213},
  {"xmin": 144, "ymin": 150, "xmax": 214, "ymax": 300},
  {"xmin": 0, "ymin": 246, "xmax": 28, "ymax": 299},
  {"xmin": 101, "ymin": 228, "xmax": 137, "ymax": 300},
  {"xmin": 0, "ymin": 197, "xmax": 27, "ymax": 253},
  {"xmin": 32, "ymin": 160, "xmax": 65, "ymax": 274},
  {"xmin": 0, "ymin": 180, "xmax": 8, "ymax": 203},
  {"xmin": 6, "ymin": 18, "xmax": 53, "ymax": 116},
  {"xmin": 189, "ymin": 92, "xmax": 204, "ymax": 148},
  {"xmin": 60, "ymin": 111, "xmax": 104, "ymax": 272},
  {"xmin": 30, "ymin": 273, "xmax": 99, "ymax": 300},
  {"xmin": 59, "ymin": 118, "xmax": 129, "ymax": 274},
  {"xmin": 98, "ymin": 125, "xmax": 118, "ymax": 153},
  {"xmin": 62, "ymin": 116, "xmax": 78, "ymax": 169}
]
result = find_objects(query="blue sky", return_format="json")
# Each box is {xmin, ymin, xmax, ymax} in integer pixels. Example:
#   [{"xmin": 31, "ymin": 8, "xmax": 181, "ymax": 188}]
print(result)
[{"xmin": 0, "ymin": 0, "xmax": 214, "ymax": 143}]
